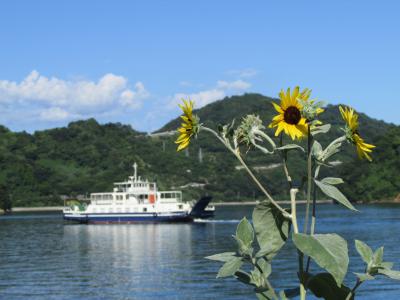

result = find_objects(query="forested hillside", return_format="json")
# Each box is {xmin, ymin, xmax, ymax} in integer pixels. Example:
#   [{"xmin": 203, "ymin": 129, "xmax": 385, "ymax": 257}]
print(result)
[{"xmin": 0, "ymin": 93, "xmax": 399, "ymax": 207}]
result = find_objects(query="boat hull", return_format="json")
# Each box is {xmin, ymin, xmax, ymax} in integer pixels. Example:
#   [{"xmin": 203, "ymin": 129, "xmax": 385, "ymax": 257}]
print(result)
[{"xmin": 63, "ymin": 212, "xmax": 193, "ymax": 224}]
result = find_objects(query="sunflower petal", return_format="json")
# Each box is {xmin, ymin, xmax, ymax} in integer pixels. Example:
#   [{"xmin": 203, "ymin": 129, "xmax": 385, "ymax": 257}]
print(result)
[{"xmin": 272, "ymin": 102, "xmax": 284, "ymax": 113}]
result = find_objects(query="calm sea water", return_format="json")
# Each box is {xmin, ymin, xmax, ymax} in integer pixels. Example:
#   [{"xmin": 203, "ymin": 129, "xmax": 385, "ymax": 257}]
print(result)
[{"xmin": 0, "ymin": 204, "xmax": 399, "ymax": 299}]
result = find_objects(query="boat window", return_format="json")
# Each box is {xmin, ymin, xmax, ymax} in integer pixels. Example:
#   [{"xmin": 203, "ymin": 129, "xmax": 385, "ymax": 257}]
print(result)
[
  {"xmin": 178, "ymin": 205, "xmax": 183, "ymax": 209},
  {"xmin": 137, "ymin": 194, "xmax": 148, "ymax": 200},
  {"xmin": 143, "ymin": 207, "xmax": 147, "ymax": 212}
]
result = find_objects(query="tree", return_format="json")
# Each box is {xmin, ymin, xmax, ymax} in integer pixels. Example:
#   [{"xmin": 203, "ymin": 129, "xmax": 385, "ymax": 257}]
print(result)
[{"xmin": 0, "ymin": 184, "xmax": 12, "ymax": 213}]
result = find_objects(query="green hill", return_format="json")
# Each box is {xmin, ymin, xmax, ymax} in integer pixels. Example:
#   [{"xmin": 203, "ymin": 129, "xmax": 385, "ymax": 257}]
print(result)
[{"xmin": 0, "ymin": 93, "xmax": 399, "ymax": 207}]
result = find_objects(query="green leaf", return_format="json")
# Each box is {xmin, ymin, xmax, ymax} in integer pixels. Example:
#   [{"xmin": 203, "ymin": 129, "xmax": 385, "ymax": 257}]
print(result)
[
  {"xmin": 354, "ymin": 272, "xmax": 375, "ymax": 282},
  {"xmin": 321, "ymin": 177, "xmax": 344, "ymax": 185},
  {"xmin": 205, "ymin": 252, "xmax": 236, "ymax": 262},
  {"xmin": 314, "ymin": 179, "xmax": 357, "ymax": 211},
  {"xmin": 320, "ymin": 136, "xmax": 345, "ymax": 161},
  {"xmin": 254, "ymin": 258, "xmax": 272, "ymax": 278},
  {"xmin": 293, "ymin": 233, "xmax": 349, "ymax": 286},
  {"xmin": 378, "ymin": 268, "xmax": 400, "ymax": 280},
  {"xmin": 235, "ymin": 270, "xmax": 253, "ymax": 286},
  {"xmin": 252, "ymin": 202, "xmax": 290, "ymax": 260},
  {"xmin": 217, "ymin": 257, "xmax": 243, "ymax": 278},
  {"xmin": 255, "ymin": 248, "xmax": 271, "ymax": 258},
  {"xmin": 256, "ymin": 290, "xmax": 275, "ymax": 300},
  {"xmin": 373, "ymin": 247, "xmax": 384, "ymax": 265},
  {"xmin": 381, "ymin": 262, "xmax": 394, "ymax": 269},
  {"xmin": 311, "ymin": 124, "xmax": 331, "ymax": 136},
  {"xmin": 312, "ymin": 141, "xmax": 323, "ymax": 159},
  {"xmin": 321, "ymin": 144, "xmax": 341, "ymax": 161},
  {"xmin": 233, "ymin": 235, "xmax": 253, "ymax": 256},
  {"xmin": 275, "ymin": 144, "xmax": 305, "ymax": 152},
  {"xmin": 307, "ymin": 273, "xmax": 353, "ymax": 300},
  {"xmin": 236, "ymin": 217, "xmax": 254, "ymax": 247},
  {"xmin": 355, "ymin": 240, "xmax": 373, "ymax": 264}
]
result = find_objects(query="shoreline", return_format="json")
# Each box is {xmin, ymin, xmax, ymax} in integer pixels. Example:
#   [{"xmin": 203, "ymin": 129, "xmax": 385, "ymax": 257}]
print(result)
[
  {"xmin": 211, "ymin": 200, "xmax": 333, "ymax": 206},
  {"xmin": 1, "ymin": 200, "xmax": 399, "ymax": 214}
]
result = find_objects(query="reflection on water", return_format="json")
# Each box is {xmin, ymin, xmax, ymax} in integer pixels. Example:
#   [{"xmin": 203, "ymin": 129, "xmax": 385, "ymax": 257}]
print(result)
[{"xmin": 0, "ymin": 205, "xmax": 400, "ymax": 299}]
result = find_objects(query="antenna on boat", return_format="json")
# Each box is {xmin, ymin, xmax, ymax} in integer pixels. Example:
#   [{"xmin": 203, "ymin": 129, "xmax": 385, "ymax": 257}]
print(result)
[{"xmin": 133, "ymin": 162, "xmax": 137, "ymax": 181}]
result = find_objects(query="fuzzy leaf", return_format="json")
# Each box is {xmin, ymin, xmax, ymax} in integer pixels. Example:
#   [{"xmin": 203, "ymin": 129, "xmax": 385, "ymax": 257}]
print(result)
[
  {"xmin": 205, "ymin": 252, "xmax": 236, "ymax": 262},
  {"xmin": 252, "ymin": 202, "xmax": 290, "ymax": 260},
  {"xmin": 307, "ymin": 273, "xmax": 353, "ymax": 300},
  {"xmin": 236, "ymin": 217, "xmax": 254, "ymax": 247},
  {"xmin": 373, "ymin": 247, "xmax": 384, "ymax": 265},
  {"xmin": 355, "ymin": 240, "xmax": 373, "ymax": 264},
  {"xmin": 254, "ymin": 258, "xmax": 272, "ymax": 278},
  {"xmin": 256, "ymin": 290, "xmax": 275, "ymax": 300},
  {"xmin": 235, "ymin": 270, "xmax": 253, "ymax": 286},
  {"xmin": 321, "ymin": 177, "xmax": 344, "ymax": 185},
  {"xmin": 217, "ymin": 257, "xmax": 243, "ymax": 278},
  {"xmin": 311, "ymin": 124, "xmax": 331, "ymax": 136},
  {"xmin": 381, "ymin": 262, "xmax": 394, "ymax": 269},
  {"xmin": 314, "ymin": 179, "xmax": 357, "ymax": 211},
  {"xmin": 275, "ymin": 144, "xmax": 305, "ymax": 152},
  {"xmin": 293, "ymin": 233, "xmax": 349, "ymax": 286},
  {"xmin": 378, "ymin": 268, "xmax": 400, "ymax": 280},
  {"xmin": 312, "ymin": 141, "xmax": 323, "ymax": 159}
]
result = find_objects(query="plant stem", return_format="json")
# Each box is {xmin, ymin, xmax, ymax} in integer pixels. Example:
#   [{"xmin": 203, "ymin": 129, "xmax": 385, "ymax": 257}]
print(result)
[
  {"xmin": 235, "ymin": 153, "xmax": 287, "ymax": 216},
  {"xmin": 253, "ymin": 261, "xmax": 278, "ymax": 300},
  {"xmin": 305, "ymin": 180, "xmax": 317, "ymax": 272},
  {"xmin": 303, "ymin": 126, "xmax": 313, "ymax": 234},
  {"xmin": 280, "ymin": 134, "xmax": 292, "ymax": 189},
  {"xmin": 254, "ymin": 129, "xmax": 276, "ymax": 149},
  {"xmin": 290, "ymin": 188, "xmax": 306, "ymax": 300},
  {"xmin": 202, "ymin": 126, "xmax": 288, "ymax": 216},
  {"xmin": 346, "ymin": 279, "xmax": 362, "ymax": 300}
]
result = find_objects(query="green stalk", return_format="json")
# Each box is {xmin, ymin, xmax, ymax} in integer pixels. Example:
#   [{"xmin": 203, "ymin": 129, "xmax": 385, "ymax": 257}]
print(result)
[
  {"xmin": 305, "ymin": 178, "xmax": 317, "ymax": 273},
  {"xmin": 202, "ymin": 126, "xmax": 287, "ymax": 216},
  {"xmin": 290, "ymin": 188, "xmax": 306, "ymax": 300},
  {"xmin": 254, "ymin": 261, "xmax": 278, "ymax": 300},
  {"xmin": 280, "ymin": 134, "xmax": 292, "ymax": 189},
  {"xmin": 346, "ymin": 279, "xmax": 362, "ymax": 300},
  {"xmin": 303, "ymin": 126, "xmax": 313, "ymax": 234}
]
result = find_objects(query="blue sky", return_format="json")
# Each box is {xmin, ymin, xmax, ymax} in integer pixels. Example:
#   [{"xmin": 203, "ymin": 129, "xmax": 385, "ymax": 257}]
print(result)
[{"xmin": 0, "ymin": 0, "xmax": 399, "ymax": 133}]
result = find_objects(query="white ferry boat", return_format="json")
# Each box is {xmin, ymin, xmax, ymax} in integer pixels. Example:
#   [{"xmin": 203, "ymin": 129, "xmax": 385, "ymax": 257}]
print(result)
[{"xmin": 63, "ymin": 163, "xmax": 214, "ymax": 224}]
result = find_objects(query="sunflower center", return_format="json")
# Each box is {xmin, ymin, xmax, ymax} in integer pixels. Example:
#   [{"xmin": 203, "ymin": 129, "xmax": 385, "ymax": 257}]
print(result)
[{"xmin": 284, "ymin": 106, "xmax": 301, "ymax": 125}]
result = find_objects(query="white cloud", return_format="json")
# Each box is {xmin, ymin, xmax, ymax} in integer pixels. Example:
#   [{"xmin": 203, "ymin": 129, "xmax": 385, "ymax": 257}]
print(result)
[
  {"xmin": 0, "ymin": 70, "xmax": 150, "ymax": 123},
  {"xmin": 170, "ymin": 79, "xmax": 251, "ymax": 108},
  {"xmin": 173, "ymin": 89, "xmax": 226, "ymax": 108},
  {"xmin": 216, "ymin": 79, "xmax": 251, "ymax": 90},
  {"xmin": 119, "ymin": 81, "xmax": 149, "ymax": 109},
  {"xmin": 39, "ymin": 107, "xmax": 74, "ymax": 121}
]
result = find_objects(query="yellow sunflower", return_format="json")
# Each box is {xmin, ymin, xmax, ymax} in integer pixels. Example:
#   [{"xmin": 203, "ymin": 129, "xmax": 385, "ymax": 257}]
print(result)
[
  {"xmin": 268, "ymin": 86, "xmax": 309, "ymax": 140},
  {"xmin": 339, "ymin": 106, "xmax": 375, "ymax": 161},
  {"xmin": 175, "ymin": 99, "xmax": 199, "ymax": 151}
]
